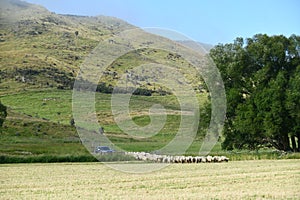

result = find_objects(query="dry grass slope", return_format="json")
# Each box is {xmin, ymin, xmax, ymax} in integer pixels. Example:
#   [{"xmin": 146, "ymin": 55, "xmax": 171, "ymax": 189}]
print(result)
[{"xmin": 0, "ymin": 0, "xmax": 206, "ymax": 95}]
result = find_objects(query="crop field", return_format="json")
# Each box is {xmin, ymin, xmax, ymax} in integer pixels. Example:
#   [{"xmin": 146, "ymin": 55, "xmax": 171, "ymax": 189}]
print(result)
[{"xmin": 1, "ymin": 159, "xmax": 300, "ymax": 199}]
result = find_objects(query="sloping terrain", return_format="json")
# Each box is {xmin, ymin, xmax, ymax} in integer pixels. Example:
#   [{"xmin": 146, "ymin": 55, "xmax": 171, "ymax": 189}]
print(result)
[
  {"xmin": 0, "ymin": 0, "xmax": 136, "ymax": 94},
  {"xmin": 0, "ymin": 0, "xmax": 211, "ymax": 161},
  {"xmin": 0, "ymin": 0, "xmax": 207, "ymax": 95}
]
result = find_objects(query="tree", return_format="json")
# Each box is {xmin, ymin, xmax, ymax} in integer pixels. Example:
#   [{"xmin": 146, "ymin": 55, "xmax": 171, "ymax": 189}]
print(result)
[
  {"xmin": 286, "ymin": 65, "xmax": 300, "ymax": 152},
  {"xmin": 210, "ymin": 34, "xmax": 300, "ymax": 151},
  {"xmin": 0, "ymin": 101, "xmax": 7, "ymax": 128}
]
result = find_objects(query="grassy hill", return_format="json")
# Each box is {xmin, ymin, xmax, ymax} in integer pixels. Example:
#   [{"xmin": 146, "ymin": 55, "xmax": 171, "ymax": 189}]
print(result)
[
  {"xmin": 0, "ymin": 0, "xmax": 206, "ymax": 95},
  {"xmin": 0, "ymin": 0, "xmax": 136, "ymax": 94},
  {"xmin": 0, "ymin": 0, "xmax": 211, "ymax": 100},
  {"xmin": 0, "ymin": 0, "xmax": 208, "ymax": 162}
]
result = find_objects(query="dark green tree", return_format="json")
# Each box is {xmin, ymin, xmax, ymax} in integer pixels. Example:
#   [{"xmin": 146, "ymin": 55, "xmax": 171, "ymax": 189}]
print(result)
[
  {"xmin": 286, "ymin": 65, "xmax": 300, "ymax": 151},
  {"xmin": 210, "ymin": 34, "xmax": 300, "ymax": 151}
]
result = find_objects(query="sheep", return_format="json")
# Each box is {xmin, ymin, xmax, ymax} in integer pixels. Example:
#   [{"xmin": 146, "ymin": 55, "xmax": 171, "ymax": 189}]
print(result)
[
  {"xmin": 197, "ymin": 156, "xmax": 203, "ymax": 163},
  {"xmin": 206, "ymin": 155, "xmax": 213, "ymax": 163},
  {"xmin": 221, "ymin": 156, "xmax": 229, "ymax": 162},
  {"xmin": 125, "ymin": 152, "xmax": 229, "ymax": 163},
  {"xmin": 186, "ymin": 156, "xmax": 193, "ymax": 163}
]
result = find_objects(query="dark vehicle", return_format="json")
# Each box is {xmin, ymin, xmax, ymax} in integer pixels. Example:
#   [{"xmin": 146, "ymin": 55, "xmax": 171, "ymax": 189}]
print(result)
[{"xmin": 94, "ymin": 146, "xmax": 115, "ymax": 154}]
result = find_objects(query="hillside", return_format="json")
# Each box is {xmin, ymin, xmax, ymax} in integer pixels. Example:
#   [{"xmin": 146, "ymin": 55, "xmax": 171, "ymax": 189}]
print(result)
[
  {"xmin": 0, "ymin": 0, "xmax": 135, "ymax": 94},
  {"xmin": 0, "ymin": 0, "xmax": 207, "ymax": 95},
  {"xmin": 0, "ymin": 0, "xmax": 212, "ymax": 161}
]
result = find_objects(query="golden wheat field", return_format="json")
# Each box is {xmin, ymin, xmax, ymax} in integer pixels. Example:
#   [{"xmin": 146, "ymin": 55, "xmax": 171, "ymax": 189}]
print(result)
[{"xmin": 1, "ymin": 160, "xmax": 300, "ymax": 199}]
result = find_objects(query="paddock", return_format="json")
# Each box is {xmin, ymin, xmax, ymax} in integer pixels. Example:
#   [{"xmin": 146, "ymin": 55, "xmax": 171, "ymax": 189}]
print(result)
[{"xmin": 1, "ymin": 159, "xmax": 299, "ymax": 199}]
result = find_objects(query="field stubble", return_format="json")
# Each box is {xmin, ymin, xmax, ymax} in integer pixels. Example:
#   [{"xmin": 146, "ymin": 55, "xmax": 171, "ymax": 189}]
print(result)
[{"xmin": 1, "ymin": 159, "xmax": 299, "ymax": 199}]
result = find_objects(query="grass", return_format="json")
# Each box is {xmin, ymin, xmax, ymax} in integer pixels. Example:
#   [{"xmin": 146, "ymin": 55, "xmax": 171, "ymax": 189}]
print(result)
[
  {"xmin": 0, "ymin": 160, "xmax": 299, "ymax": 199},
  {"xmin": 0, "ymin": 89, "xmax": 207, "ymax": 154},
  {"xmin": 1, "ymin": 89, "xmax": 300, "ymax": 163},
  {"xmin": 1, "ymin": 90, "xmax": 74, "ymax": 124}
]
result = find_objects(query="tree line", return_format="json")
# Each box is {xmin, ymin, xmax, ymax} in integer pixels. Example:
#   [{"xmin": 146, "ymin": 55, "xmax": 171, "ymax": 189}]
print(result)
[{"xmin": 210, "ymin": 34, "xmax": 300, "ymax": 152}]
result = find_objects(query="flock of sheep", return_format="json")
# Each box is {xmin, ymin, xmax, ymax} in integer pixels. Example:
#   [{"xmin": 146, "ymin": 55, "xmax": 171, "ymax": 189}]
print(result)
[{"xmin": 126, "ymin": 152, "xmax": 229, "ymax": 163}]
